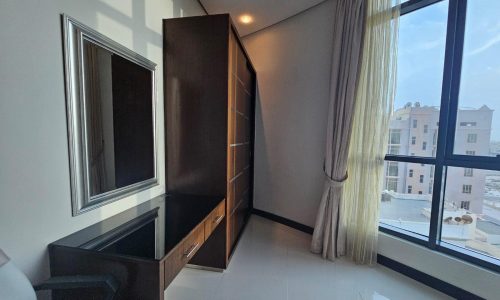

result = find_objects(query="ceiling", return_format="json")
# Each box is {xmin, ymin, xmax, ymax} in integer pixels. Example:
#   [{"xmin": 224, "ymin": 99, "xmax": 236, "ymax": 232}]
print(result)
[{"xmin": 199, "ymin": 0, "xmax": 326, "ymax": 36}]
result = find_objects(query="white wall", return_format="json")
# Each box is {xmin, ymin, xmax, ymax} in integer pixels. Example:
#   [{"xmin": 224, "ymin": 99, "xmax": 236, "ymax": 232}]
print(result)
[
  {"xmin": 242, "ymin": 0, "xmax": 334, "ymax": 227},
  {"xmin": 0, "ymin": 0, "xmax": 205, "ymax": 285},
  {"xmin": 242, "ymin": 0, "xmax": 499, "ymax": 297}
]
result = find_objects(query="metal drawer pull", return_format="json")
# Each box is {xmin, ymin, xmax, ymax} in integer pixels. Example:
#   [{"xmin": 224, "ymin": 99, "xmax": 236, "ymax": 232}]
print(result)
[
  {"xmin": 184, "ymin": 243, "xmax": 200, "ymax": 259},
  {"xmin": 213, "ymin": 215, "xmax": 224, "ymax": 224}
]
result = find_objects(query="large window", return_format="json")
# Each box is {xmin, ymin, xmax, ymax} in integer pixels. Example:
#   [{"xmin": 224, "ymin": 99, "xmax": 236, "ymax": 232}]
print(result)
[{"xmin": 380, "ymin": 0, "xmax": 500, "ymax": 271}]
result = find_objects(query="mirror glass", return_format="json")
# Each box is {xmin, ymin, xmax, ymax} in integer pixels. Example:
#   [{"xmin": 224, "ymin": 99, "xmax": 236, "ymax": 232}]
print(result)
[
  {"xmin": 63, "ymin": 15, "xmax": 158, "ymax": 215},
  {"xmin": 82, "ymin": 40, "xmax": 155, "ymax": 196}
]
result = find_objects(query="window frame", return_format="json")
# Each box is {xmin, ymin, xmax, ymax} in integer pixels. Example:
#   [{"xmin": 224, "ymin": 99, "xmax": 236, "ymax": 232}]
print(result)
[{"xmin": 381, "ymin": 0, "xmax": 500, "ymax": 273}]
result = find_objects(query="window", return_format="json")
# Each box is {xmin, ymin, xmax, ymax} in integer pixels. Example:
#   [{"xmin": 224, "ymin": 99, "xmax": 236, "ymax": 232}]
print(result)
[
  {"xmin": 386, "ymin": 162, "xmax": 399, "ymax": 176},
  {"xmin": 443, "ymin": 168, "xmax": 500, "ymax": 261},
  {"xmin": 381, "ymin": 0, "xmax": 500, "ymax": 270},
  {"xmin": 467, "ymin": 133, "xmax": 477, "ymax": 143},
  {"xmin": 419, "ymin": 175, "xmax": 424, "ymax": 183},
  {"xmin": 389, "ymin": 129, "xmax": 402, "ymax": 144},
  {"xmin": 380, "ymin": 162, "xmax": 433, "ymax": 236},
  {"xmin": 388, "ymin": 145, "xmax": 400, "ymax": 155},
  {"xmin": 386, "ymin": 178, "xmax": 398, "ymax": 192},
  {"xmin": 460, "ymin": 201, "xmax": 470, "ymax": 210},
  {"xmin": 422, "ymin": 142, "xmax": 427, "ymax": 150}
]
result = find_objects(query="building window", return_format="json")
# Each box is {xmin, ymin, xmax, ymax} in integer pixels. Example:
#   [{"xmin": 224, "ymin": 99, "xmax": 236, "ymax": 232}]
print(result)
[
  {"xmin": 467, "ymin": 133, "xmax": 477, "ymax": 143},
  {"xmin": 411, "ymin": 136, "xmax": 416, "ymax": 145},
  {"xmin": 409, "ymin": 169, "xmax": 413, "ymax": 177},
  {"xmin": 460, "ymin": 122, "xmax": 476, "ymax": 127},
  {"xmin": 418, "ymin": 191, "xmax": 423, "ymax": 195},
  {"xmin": 389, "ymin": 129, "xmax": 401, "ymax": 145},
  {"xmin": 386, "ymin": 178, "xmax": 398, "ymax": 192},
  {"xmin": 433, "ymin": 130, "xmax": 438, "ymax": 145},
  {"xmin": 462, "ymin": 185, "xmax": 472, "ymax": 194},
  {"xmin": 465, "ymin": 150, "xmax": 476, "ymax": 156},
  {"xmin": 460, "ymin": 201, "xmax": 470, "ymax": 210},
  {"xmin": 430, "ymin": 165, "xmax": 434, "ymax": 178},
  {"xmin": 464, "ymin": 168, "xmax": 473, "ymax": 177},
  {"xmin": 429, "ymin": 181, "xmax": 433, "ymax": 194},
  {"xmin": 386, "ymin": 162, "xmax": 398, "ymax": 176},
  {"xmin": 419, "ymin": 175, "xmax": 424, "ymax": 183},
  {"xmin": 422, "ymin": 142, "xmax": 427, "ymax": 150},
  {"xmin": 388, "ymin": 145, "xmax": 400, "ymax": 155},
  {"xmin": 424, "ymin": 124, "xmax": 428, "ymax": 133},
  {"xmin": 407, "ymin": 185, "xmax": 412, "ymax": 194},
  {"xmin": 413, "ymin": 119, "xmax": 417, "ymax": 128}
]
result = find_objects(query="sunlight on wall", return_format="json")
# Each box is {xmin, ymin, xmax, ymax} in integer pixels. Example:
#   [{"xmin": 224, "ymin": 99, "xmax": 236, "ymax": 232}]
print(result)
[
  {"xmin": 96, "ymin": 12, "xmax": 134, "ymax": 50},
  {"xmin": 100, "ymin": 0, "xmax": 133, "ymax": 18}
]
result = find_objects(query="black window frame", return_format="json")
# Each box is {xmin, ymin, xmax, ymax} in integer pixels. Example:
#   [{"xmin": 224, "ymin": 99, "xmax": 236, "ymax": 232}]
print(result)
[{"xmin": 381, "ymin": 0, "xmax": 500, "ymax": 273}]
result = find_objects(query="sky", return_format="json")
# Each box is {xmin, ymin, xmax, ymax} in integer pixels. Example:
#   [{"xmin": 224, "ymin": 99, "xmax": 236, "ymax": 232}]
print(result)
[{"xmin": 394, "ymin": 0, "xmax": 500, "ymax": 141}]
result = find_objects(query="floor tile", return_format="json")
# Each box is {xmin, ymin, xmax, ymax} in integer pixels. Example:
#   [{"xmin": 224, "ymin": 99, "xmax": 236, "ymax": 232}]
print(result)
[{"xmin": 166, "ymin": 215, "xmax": 452, "ymax": 300}]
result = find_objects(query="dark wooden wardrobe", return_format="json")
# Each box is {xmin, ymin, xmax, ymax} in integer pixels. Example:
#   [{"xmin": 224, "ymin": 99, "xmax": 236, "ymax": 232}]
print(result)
[{"xmin": 163, "ymin": 14, "xmax": 256, "ymax": 267}]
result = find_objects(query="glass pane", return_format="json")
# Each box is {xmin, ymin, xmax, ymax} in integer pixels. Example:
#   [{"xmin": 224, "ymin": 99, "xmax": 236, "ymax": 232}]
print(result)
[
  {"xmin": 82, "ymin": 39, "xmax": 155, "ymax": 197},
  {"xmin": 380, "ymin": 162, "xmax": 436, "ymax": 237},
  {"xmin": 441, "ymin": 167, "xmax": 500, "ymax": 261},
  {"xmin": 454, "ymin": 0, "xmax": 500, "ymax": 157},
  {"xmin": 389, "ymin": 1, "xmax": 448, "ymax": 158}
]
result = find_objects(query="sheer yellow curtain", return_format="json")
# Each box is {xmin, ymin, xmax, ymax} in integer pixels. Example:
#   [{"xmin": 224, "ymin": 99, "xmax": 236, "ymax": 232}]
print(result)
[{"xmin": 339, "ymin": 0, "xmax": 400, "ymax": 265}]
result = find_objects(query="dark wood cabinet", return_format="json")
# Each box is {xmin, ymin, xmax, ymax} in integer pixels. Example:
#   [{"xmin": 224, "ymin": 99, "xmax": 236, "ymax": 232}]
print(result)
[{"xmin": 163, "ymin": 14, "xmax": 256, "ymax": 265}]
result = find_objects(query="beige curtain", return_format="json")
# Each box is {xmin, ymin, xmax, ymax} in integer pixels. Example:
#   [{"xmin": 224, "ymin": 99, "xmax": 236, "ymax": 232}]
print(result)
[
  {"xmin": 340, "ymin": 0, "xmax": 400, "ymax": 264},
  {"xmin": 311, "ymin": 0, "xmax": 367, "ymax": 260}
]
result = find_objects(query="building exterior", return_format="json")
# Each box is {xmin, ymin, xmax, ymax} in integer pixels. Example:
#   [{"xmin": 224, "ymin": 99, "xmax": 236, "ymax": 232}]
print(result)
[{"xmin": 383, "ymin": 103, "xmax": 493, "ymax": 214}]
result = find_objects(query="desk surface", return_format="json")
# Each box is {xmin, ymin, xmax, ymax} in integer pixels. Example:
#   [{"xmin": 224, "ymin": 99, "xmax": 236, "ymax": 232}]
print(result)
[{"xmin": 51, "ymin": 194, "xmax": 224, "ymax": 260}]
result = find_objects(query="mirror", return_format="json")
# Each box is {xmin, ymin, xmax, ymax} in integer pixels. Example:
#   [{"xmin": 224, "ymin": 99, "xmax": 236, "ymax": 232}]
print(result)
[{"xmin": 62, "ymin": 15, "xmax": 158, "ymax": 215}]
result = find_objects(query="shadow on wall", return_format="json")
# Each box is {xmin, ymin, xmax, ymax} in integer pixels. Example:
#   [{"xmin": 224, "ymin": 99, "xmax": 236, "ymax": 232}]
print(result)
[{"xmin": 252, "ymin": 79, "xmax": 274, "ymax": 212}]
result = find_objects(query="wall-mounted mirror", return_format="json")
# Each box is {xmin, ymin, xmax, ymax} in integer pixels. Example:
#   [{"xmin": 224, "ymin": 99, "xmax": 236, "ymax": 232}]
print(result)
[{"xmin": 62, "ymin": 15, "xmax": 158, "ymax": 216}]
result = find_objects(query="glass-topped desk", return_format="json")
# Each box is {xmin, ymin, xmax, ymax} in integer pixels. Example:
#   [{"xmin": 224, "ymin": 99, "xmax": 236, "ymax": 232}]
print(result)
[{"xmin": 49, "ymin": 194, "xmax": 226, "ymax": 299}]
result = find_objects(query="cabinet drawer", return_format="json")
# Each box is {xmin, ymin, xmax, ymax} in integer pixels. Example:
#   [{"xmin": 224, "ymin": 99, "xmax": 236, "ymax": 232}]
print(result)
[
  {"xmin": 204, "ymin": 199, "xmax": 226, "ymax": 239},
  {"xmin": 164, "ymin": 224, "xmax": 204, "ymax": 287}
]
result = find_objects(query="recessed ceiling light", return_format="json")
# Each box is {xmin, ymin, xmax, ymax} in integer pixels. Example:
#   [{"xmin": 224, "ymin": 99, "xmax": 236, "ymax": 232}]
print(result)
[{"xmin": 239, "ymin": 14, "xmax": 253, "ymax": 24}]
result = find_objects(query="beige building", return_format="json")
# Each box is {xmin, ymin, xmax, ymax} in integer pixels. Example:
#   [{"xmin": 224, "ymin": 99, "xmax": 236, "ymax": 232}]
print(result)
[{"xmin": 384, "ymin": 103, "xmax": 493, "ymax": 214}]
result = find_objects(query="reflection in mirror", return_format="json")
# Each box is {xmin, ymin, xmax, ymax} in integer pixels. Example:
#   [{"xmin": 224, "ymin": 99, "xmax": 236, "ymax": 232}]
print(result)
[
  {"xmin": 63, "ymin": 15, "xmax": 157, "ymax": 215},
  {"xmin": 83, "ymin": 40, "xmax": 154, "ymax": 196}
]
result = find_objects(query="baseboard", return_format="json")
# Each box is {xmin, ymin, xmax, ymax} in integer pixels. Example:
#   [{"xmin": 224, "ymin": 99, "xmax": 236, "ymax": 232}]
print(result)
[
  {"xmin": 252, "ymin": 209, "xmax": 314, "ymax": 234},
  {"xmin": 252, "ymin": 208, "xmax": 483, "ymax": 300},
  {"xmin": 377, "ymin": 254, "xmax": 484, "ymax": 300}
]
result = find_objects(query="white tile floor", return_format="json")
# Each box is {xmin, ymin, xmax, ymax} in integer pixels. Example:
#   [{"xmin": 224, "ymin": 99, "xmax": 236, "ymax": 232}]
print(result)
[{"xmin": 165, "ymin": 215, "xmax": 452, "ymax": 300}]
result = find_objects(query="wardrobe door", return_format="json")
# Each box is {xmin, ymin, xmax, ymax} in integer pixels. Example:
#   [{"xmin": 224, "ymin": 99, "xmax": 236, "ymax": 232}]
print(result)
[{"xmin": 227, "ymin": 31, "xmax": 253, "ymax": 252}]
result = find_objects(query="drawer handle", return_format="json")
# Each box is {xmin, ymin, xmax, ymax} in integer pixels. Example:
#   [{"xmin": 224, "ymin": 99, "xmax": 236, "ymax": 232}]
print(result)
[
  {"xmin": 184, "ymin": 243, "xmax": 200, "ymax": 259},
  {"xmin": 213, "ymin": 215, "xmax": 224, "ymax": 224}
]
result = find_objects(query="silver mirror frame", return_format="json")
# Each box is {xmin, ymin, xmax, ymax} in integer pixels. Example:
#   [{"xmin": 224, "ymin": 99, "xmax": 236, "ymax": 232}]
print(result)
[{"xmin": 62, "ymin": 15, "xmax": 158, "ymax": 216}]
